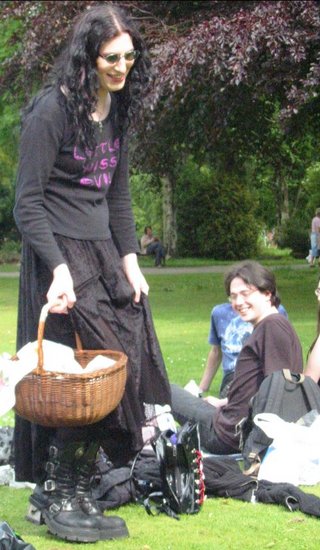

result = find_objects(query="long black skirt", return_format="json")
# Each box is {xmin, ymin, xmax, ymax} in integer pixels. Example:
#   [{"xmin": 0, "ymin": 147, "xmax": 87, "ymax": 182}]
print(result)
[{"xmin": 14, "ymin": 236, "xmax": 171, "ymax": 483}]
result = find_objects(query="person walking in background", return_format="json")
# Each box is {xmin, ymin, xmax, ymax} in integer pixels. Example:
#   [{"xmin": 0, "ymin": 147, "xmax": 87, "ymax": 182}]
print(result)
[
  {"xmin": 198, "ymin": 301, "xmax": 288, "ymax": 399},
  {"xmin": 309, "ymin": 208, "xmax": 320, "ymax": 267},
  {"xmin": 140, "ymin": 225, "xmax": 166, "ymax": 267},
  {"xmin": 13, "ymin": 4, "xmax": 171, "ymax": 543},
  {"xmin": 171, "ymin": 261, "xmax": 303, "ymax": 455}
]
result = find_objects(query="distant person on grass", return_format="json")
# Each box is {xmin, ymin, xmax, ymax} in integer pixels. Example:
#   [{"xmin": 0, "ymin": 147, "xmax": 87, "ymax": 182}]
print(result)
[
  {"xmin": 140, "ymin": 226, "xmax": 166, "ymax": 267},
  {"xmin": 309, "ymin": 208, "xmax": 320, "ymax": 268},
  {"xmin": 171, "ymin": 261, "xmax": 303, "ymax": 455}
]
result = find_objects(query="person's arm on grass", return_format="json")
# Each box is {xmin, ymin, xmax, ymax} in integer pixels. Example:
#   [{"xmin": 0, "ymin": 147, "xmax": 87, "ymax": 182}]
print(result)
[
  {"xmin": 199, "ymin": 345, "xmax": 222, "ymax": 392},
  {"xmin": 305, "ymin": 333, "xmax": 320, "ymax": 383}
]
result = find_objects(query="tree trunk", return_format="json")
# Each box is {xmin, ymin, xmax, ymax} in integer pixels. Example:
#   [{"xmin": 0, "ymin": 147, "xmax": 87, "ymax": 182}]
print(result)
[
  {"xmin": 280, "ymin": 177, "xmax": 290, "ymax": 224},
  {"xmin": 274, "ymin": 174, "xmax": 290, "ymax": 226},
  {"xmin": 161, "ymin": 175, "xmax": 177, "ymax": 257}
]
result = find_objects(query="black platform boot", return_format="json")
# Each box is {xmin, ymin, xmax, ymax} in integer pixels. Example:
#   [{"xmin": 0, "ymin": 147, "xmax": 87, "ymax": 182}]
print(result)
[
  {"xmin": 75, "ymin": 441, "xmax": 129, "ymax": 539},
  {"xmin": 30, "ymin": 441, "xmax": 128, "ymax": 542}
]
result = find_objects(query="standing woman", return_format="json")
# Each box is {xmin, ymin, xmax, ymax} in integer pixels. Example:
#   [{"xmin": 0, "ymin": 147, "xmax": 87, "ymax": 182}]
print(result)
[{"xmin": 13, "ymin": 4, "xmax": 171, "ymax": 543}]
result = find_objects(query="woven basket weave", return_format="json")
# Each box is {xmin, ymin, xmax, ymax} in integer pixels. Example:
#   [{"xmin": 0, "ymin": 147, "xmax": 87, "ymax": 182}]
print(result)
[{"xmin": 13, "ymin": 303, "xmax": 128, "ymax": 427}]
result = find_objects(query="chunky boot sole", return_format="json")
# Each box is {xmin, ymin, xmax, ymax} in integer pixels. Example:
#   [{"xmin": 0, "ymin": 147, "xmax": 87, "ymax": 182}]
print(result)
[
  {"xmin": 25, "ymin": 486, "xmax": 50, "ymax": 525},
  {"xmin": 43, "ymin": 510, "xmax": 129, "ymax": 542},
  {"xmin": 25, "ymin": 503, "xmax": 44, "ymax": 525},
  {"xmin": 26, "ymin": 494, "xmax": 105, "ymax": 528},
  {"xmin": 26, "ymin": 497, "xmax": 106, "ymax": 525}
]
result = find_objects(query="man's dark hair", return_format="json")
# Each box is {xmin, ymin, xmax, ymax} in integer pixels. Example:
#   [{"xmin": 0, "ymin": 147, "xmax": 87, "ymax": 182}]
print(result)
[{"xmin": 224, "ymin": 260, "xmax": 280, "ymax": 307}]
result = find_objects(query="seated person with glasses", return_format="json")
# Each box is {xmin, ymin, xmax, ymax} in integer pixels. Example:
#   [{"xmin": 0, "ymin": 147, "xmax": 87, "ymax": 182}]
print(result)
[
  {"xmin": 304, "ymin": 281, "xmax": 320, "ymax": 385},
  {"xmin": 171, "ymin": 260, "xmax": 303, "ymax": 455},
  {"xmin": 197, "ymin": 300, "xmax": 288, "ymax": 400}
]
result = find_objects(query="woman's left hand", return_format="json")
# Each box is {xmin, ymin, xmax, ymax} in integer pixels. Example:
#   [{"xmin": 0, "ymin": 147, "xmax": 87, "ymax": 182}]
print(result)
[{"xmin": 122, "ymin": 253, "xmax": 149, "ymax": 303}]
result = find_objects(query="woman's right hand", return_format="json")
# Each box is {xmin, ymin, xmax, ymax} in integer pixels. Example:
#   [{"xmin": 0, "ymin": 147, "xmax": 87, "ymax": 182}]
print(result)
[{"xmin": 46, "ymin": 263, "xmax": 76, "ymax": 314}]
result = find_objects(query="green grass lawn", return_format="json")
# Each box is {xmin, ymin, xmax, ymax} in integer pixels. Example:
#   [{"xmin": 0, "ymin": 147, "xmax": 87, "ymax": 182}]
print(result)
[{"xmin": 1, "ymin": 264, "xmax": 320, "ymax": 549}]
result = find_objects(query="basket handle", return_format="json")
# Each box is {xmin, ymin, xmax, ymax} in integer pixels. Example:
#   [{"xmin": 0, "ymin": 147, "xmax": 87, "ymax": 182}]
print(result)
[
  {"xmin": 37, "ymin": 301, "xmax": 84, "ymax": 373},
  {"xmin": 37, "ymin": 302, "xmax": 52, "ymax": 373},
  {"xmin": 75, "ymin": 332, "xmax": 83, "ymax": 351}
]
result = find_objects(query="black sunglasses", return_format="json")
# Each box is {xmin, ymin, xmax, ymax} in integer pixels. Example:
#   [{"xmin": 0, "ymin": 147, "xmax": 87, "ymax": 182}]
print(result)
[{"xmin": 98, "ymin": 49, "xmax": 139, "ymax": 65}]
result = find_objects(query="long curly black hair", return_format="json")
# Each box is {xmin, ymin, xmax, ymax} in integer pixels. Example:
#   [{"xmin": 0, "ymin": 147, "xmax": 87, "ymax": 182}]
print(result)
[{"xmin": 23, "ymin": 3, "xmax": 151, "ymax": 151}]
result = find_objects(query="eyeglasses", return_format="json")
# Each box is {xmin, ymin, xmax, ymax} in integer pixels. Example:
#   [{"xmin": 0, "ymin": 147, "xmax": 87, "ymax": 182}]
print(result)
[
  {"xmin": 98, "ymin": 49, "xmax": 139, "ymax": 65},
  {"xmin": 228, "ymin": 288, "xmax": 258, "ymax": 303}
]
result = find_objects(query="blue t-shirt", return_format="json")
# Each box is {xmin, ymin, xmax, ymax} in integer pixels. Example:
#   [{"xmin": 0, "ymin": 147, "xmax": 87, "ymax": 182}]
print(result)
[{"xmin": 208, "ymin": 302, "xmax": 288, "ymax": 374}]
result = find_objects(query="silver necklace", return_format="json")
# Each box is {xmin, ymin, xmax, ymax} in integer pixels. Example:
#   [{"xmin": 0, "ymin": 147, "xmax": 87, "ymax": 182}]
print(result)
[{"xmin": 94, "ymin": 95, "xmax": 110, "ymax": 132}]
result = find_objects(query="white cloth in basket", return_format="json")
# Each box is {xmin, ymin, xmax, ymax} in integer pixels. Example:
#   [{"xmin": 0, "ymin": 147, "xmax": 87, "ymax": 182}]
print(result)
[{"xmin": 0, "ymin": 340, "xmax": 115, "ymax": 417}]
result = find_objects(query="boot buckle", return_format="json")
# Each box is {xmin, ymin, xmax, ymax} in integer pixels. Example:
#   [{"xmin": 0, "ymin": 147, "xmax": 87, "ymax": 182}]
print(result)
[
  {"xmin": 48, "ymin": 445, "xmax": 59, "ymax": 459},
  {"xmin": 49, "ymin": 501, "xmax": 62, "ymax": 515},
  {"xmin": 44, "ymin": 479, "xmax": 56, "ymax": 492},
  {"xmin": 45, "ymin": 460, "xmax": 55, "ymax": 475}
]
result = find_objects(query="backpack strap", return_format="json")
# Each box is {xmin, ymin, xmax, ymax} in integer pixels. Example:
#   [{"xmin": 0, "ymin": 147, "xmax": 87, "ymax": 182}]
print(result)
[
  {"xmin": 143, "ymin": 492, "xmax": 180, "ymax": 520},
  {"xmin": 282, "ymin": 369, "xmax": 305, "ymax": 383},
  {"xmin": 242, "ymin": 454, "xmax": 261, "ymax": 477}
]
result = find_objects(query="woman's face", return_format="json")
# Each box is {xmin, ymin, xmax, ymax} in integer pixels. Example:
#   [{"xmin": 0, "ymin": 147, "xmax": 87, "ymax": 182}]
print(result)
[{"xmin": 96, "ymin": 32, "xmax": 136, "ymax": 93}]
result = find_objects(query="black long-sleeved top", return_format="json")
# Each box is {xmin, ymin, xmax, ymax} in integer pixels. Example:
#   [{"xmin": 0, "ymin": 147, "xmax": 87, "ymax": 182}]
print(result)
[{"xmin": 14, "ymin": 88, "xmax": 139, "ymax": 271}]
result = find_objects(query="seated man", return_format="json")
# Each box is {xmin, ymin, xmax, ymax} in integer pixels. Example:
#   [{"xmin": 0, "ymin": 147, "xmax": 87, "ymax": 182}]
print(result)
[
  {"xmin": 140, "ymin": 226, "xmax": 166, "ymax": 267},
  {"xmin": 171, "ymin": 260, "xmax": 303, "ymax": 455},
  {"xmin": 199, "ymin": 301, "xmax": 288, "ymax": 398}
]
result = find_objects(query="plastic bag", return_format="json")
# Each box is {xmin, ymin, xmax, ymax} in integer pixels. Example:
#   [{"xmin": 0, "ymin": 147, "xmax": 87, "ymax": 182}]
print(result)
[
  {"xmin": 0, "ymin": 427, "xmax": 14, "ymax": 466},
  {"xmin": 255, "ymin": 411, "xmax": 320, "ymax": 486}
]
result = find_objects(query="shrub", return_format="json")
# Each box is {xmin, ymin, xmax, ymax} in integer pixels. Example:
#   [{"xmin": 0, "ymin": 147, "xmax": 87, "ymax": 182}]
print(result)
[
  {"xmin": 130, "ymin": 172, "xmax": 163, "ymax": 240},
  {"xmin": 175, "ymin": 158, "xmax": 260, "ymax": 259},
  {"xmin": 0, "ymin": 239, "xmax": 21, "ymax": 263},
  {"xmin": 276, "ymin": 219, "xmax": 309, "ymax": 258}
]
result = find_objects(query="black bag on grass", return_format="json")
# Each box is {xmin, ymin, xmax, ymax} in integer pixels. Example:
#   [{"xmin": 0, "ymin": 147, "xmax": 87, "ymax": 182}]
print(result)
[
  {"xmin": 144, "ymin": 422, "xmax": 205, "ymax": 519},
  {"xmin": 239, "ymin": 369, "xmax": 320, "ymax": 473},
  {"xmin": 94, "ymin": 422, "xmax": 205, "ymax": 520}
]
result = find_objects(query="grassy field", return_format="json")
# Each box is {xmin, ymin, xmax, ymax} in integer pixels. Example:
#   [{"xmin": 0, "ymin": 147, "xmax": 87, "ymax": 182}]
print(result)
[{"xmin": 1, "ymin": 263, "xmax": 320, "ymax": 549}]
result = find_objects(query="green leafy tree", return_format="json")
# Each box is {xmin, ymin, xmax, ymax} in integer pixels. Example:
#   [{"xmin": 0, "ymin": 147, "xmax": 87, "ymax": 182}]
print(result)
[
  {"xmin": 304, "ymin": 162, "xmax": 320, "ymax": 212},
  {"xmin": 130, "ymin": 171, "xmax": 162, "ymax": 240},
  {"xmin": 175, "ymin": 157, "xmax": 259, "ymax": 259},
  {"xmin": 1, "ymin": 1, "xmax": 320, "ymax": 255},
  {"xmin": 135, "ymin": 0, "xmax": 320, "ymax": 251}
]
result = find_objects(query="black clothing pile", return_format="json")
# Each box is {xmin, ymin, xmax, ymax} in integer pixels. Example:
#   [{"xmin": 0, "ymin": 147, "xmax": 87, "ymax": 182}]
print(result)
[
  {"xmin": 203, "ymin": 456, "xmax": 320, "ymax": 517},
  {"xmin": 0, "ymin": 522, "xmax": 35, "ymax": 550},
  {"xmin": 93, "ymin": 451, "xmax": 320, "ymax": 519}
]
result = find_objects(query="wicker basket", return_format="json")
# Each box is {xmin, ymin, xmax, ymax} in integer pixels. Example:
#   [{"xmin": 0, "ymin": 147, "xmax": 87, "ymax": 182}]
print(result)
[{"xmin": 12, "ymin": 303, "xmax": 128, "ymax": 427}]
